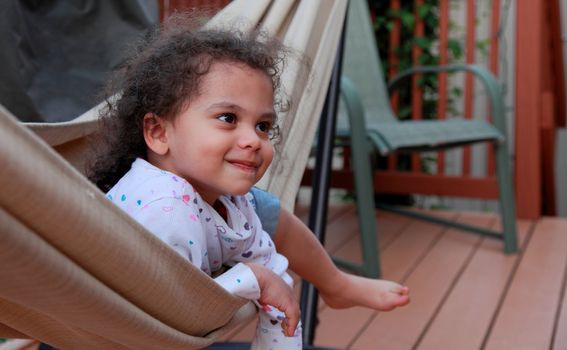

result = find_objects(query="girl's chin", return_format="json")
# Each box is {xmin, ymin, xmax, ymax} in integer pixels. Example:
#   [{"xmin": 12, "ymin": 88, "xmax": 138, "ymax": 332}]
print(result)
[
  {"xmin": 228, "ymin": 188, "xmax": 253, "ymax": 196},
  {"xmin": 227, "ymin": 183, "xmax": 256, "ymax": 196}
]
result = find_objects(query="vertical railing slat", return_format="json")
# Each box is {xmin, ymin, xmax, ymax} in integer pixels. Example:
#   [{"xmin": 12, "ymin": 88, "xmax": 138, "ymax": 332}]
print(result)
[
  {"xmin": 487, "ymin": 0, "xmax": 500, "ymax": 177},
  {"xmin": 462, "ymin": 0, "xmax": 476, "ymax": 176},
  {"xmin": 388, "ymin": 0, "xmax": 401, "ymax": 171},
  {"xmin": 437, "ymin": 0, "xmax": 449, "ymax": 175},
  {"xmin": 515, "ymin": 1, "xmax": 543, "ymax": 219},
  {"xmin": 411, "ymin": 0, "xmax": 424, "ymax": 172}
]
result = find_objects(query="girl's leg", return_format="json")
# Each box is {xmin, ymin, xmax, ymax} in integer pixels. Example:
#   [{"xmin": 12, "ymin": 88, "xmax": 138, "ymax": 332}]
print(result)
[{"xmin": 274, "ymin": 208, "xmax": 409, "ymax": 311}]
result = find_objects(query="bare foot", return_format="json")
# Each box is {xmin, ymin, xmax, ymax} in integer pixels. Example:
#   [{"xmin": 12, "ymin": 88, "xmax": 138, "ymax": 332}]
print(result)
[{"xmin": 319, "ymin": 272, "xmax": 410, "ymax": 311}]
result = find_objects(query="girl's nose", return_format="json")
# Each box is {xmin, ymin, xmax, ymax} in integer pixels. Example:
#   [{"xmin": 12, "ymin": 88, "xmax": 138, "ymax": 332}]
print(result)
[{"xmin": 237, "ymin": 126, "xmax": 262, "ymax": 150}]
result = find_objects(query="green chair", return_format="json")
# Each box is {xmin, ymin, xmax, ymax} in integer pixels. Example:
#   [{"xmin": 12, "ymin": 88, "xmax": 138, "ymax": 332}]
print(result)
[{"xmin": 331, "ymin": 0, "xmax": 518, "ymax": 278}]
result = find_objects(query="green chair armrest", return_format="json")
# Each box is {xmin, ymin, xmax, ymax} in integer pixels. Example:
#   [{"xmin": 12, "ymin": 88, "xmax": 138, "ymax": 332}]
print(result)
[
  {"xmin": 387, "ymin": 64, "xmax": 507, "ymax": 137},
  {"xmin": 340, "ymin": 77, "xmax": 391, "ymax": 153}
]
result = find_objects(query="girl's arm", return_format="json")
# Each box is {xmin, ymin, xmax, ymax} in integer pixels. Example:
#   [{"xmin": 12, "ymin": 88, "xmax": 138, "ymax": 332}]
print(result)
[
  {"xmin": 249, "ymin": 188, "xmax": 341, "ymax": 294},
  {"xmin": 272, "ymin": 208, "xmax": 343, "ymax": 295},
  {"xmin": 251, "ymin": 189, "xmax": 409, "ymax": 311},
  {"xmin": 274, "ymin": 208, "xmax": 410, "ymax": 311}
]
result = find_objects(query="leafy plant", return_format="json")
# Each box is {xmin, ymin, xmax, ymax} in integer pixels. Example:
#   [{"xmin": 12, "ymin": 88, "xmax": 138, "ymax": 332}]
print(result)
[{"xmin": 368, "ymin": 0, "xmax": 466, "ymax": 121}]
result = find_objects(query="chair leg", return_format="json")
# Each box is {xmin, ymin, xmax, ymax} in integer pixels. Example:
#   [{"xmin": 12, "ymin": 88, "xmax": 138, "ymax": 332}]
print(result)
[
  {"xmin": 351, "ymin": 138, "xmax": 381, "ymax": 278},
  {"xmin": 331, "ymin": 95, "xmax": 380, "ymax": 277},
  {"xmin": 494, "ymin": 142, "xmax": 519, "ymax": 253},
  {"xmin": 331, "ymin": 138, "xmax": 381, "ymax": 278}
]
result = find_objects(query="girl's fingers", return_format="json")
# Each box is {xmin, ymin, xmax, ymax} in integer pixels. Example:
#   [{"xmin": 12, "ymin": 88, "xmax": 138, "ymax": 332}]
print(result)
[
  {"xmin": 281, "ymin": 318, "xmax": 289, "ymax": 334},
  {"xmin": 279, "ymin": 298, "xmax": 299, "ymax": 336},
  {"xmin": 281, "ymin": 318, "xmax": 296, "ymax": 337}
]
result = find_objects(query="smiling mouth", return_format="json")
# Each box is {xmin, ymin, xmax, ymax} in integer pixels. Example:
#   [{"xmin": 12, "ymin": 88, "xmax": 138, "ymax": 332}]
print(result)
[{"xmin": 228, "ymin": 160, "xmax": 258, "ymax": 173}]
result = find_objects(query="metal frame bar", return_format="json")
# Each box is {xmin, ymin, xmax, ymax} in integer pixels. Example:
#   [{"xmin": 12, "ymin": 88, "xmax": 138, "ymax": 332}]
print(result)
[{"xmin": 300, "ymin": 13, "xmax": 347, "ymax": 347}]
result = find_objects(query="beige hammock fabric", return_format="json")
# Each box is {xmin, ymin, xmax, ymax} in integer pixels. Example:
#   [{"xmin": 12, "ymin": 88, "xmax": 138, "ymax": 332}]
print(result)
[{"xmin": 0, "ymin": 0, "xmax": 347, "ymax": 349}]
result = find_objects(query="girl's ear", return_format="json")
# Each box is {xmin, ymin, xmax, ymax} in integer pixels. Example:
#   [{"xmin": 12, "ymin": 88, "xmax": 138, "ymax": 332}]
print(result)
[{"xmin": 143, "ymin": 113, "xmax": 169, "ymax": 155}]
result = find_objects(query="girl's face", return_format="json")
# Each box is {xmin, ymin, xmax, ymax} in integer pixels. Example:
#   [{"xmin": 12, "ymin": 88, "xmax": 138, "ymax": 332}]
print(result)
[{"xmin": 152, "ymin": 61, "xmax": 276, "ymax": 204}]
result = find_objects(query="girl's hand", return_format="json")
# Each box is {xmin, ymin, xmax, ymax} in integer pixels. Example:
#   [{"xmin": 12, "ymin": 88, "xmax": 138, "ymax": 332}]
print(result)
[{"xmin": 246, "ymin": 262, "xmax": 300, "ymax": 336}]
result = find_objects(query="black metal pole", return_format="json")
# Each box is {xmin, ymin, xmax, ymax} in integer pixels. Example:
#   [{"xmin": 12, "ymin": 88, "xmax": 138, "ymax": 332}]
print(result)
[{"xmin": 300, "ymin": 13, "xmax": 347, "ymax": 346}]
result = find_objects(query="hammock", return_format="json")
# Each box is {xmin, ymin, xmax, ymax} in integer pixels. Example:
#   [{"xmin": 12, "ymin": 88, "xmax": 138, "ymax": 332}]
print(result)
[{"xmin": 0, "ymin": 0, "xmax": 347, "ymax": 349}]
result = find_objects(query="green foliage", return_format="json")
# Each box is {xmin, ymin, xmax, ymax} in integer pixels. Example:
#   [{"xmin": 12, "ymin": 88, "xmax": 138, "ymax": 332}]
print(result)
[{"xmin": 368, "ymin": 0, "xmax": 465, "ymax": 122}]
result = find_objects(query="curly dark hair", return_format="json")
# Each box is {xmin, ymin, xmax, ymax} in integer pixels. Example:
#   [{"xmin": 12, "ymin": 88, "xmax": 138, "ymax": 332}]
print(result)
[{"xmin": 87, "ymin": 13, "xmax": 288, "ymax": 192}]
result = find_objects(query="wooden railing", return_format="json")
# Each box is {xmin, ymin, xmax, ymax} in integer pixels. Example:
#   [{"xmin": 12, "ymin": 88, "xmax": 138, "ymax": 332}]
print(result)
[{"xmin": 363, "ymin": 0, "xmax": 563, "ymax": 219}]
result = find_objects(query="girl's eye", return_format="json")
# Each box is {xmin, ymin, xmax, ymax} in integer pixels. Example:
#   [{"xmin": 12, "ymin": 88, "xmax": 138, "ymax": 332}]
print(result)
[
  {"xmin": 257, "ymin": 122, "xmax": 279, "ymax": 140},
  {"xmin": 217, "ymin": 113, "xmax": 236, "ymax": 124},
  {"xmin": 256, "ymin": 121, "xmax": 272, "ymax": 133}
]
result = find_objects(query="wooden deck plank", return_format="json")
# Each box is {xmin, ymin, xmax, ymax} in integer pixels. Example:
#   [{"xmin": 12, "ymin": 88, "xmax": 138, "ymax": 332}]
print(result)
[
  {"xmin": 323, "ymin": 206, "xmax": 360, "ymax": 254},
  {"xmin": 314, "ymin": 212, "xmax": 454, "ymax": 348},
  {"xmin": 378, "ymin": 215, "xmax": 455, "ymax": 283},
  {"xmin": 372, "ymin": 211, "xmax": 414, "ymax": 250},
  {"xmin": 313, "ymin": 306, "xmax": 375, "ymax": 349},
  {"xmin": 350, "ymin": 213, "xmax": 491, "ymax": 350},
  {"xmin": 415, "ymin": 219, "xmax": 532, "ymax": 350},
  {"xmin": 552, "ymin": 258, "xmax": 567, "ymax": 350},
  {"xmin": 328, "ymin": 210, "xmax": 416, "ymax": 264},
  {"xmin": 296, "ymin": 192, "xmax": 360, "ymax": 256},
  {"xmin": 323, "ymin": 206, "xmax": 412, "ymax": 256},
  {"xmin": 484, "ymin": 217, "xmax": 567, "ymax": 350},
  {"xmin": 295, "ymin": 189, "xmax": 352, "ymax": 224}
]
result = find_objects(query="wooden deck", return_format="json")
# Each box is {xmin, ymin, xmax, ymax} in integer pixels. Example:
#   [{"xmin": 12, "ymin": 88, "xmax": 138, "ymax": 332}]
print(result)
[{"xmin": 223, "ymin": 191, "xmax": 567, "ymax": 349}]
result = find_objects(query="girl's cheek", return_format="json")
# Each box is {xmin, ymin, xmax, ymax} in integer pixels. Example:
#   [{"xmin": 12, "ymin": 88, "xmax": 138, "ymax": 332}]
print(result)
[{"xmin": 266, "ymin": 145, "xmax": 275, "ymax": 163}]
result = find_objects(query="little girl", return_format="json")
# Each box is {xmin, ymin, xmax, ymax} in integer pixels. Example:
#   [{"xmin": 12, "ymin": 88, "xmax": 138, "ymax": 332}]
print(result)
[{"xmin": 88, "ymin": 15, "xmax": 409, "ymax": 349}]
